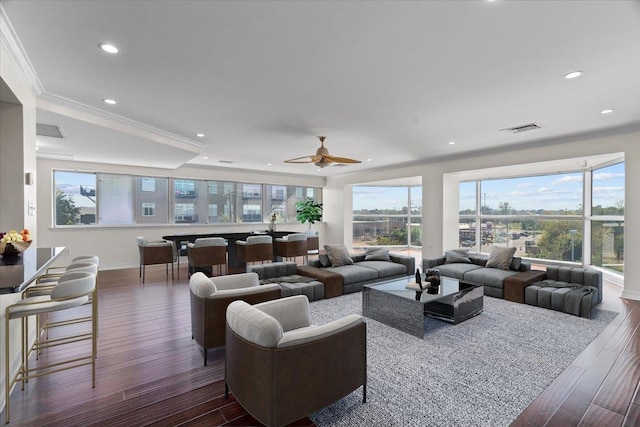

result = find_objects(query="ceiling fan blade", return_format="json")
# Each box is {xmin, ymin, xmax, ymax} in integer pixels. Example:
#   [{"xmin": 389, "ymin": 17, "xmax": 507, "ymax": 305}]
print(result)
[
  {"xmin": 284, "ymin": 154, "xmax": 322, "ymax": 163},
  {"xmin": 323, "ymin": 154, "xmax": 362, "ymax": 164}
]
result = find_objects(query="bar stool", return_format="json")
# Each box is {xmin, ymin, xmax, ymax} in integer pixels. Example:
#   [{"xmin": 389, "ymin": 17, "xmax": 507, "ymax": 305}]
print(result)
[
  {"xmin": 187, "ymin": 237, "xmax": 227, "ymax": 277},
  {"xmin": 4, "ymin": 271, "xmax": 97, "ymax": 424},
  {"xmin": 25, "ymin": 260, "xmax": 100, "ymax": 347},
  {"xmin": 274, "ymin": 233, "xmax": 308, "ymax": 265},
  {"xmin": 236, "ymin": 235, "xmax": 273, "ymax": 267}
]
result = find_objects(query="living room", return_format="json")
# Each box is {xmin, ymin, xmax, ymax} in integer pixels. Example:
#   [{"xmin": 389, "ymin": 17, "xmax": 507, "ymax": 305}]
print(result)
[{"xmin": 1, "ymin": 1, "xmax": 640, "ymax": 425}]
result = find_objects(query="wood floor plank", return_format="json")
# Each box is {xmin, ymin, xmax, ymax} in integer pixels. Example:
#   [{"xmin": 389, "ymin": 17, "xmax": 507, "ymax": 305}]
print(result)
[
  {"xmin": 511, "ymin": 365, "xmax": 585, "ymax": 426},
  {"xmin": 592, "ymin": 352, "xmax": 640, "ymax": 415},
  {"xmin": 579, "ymin": 404, "xmax": 625, "ymax": 427},
  {"xmin": 624, "ymin": 404, "xmax": 640, "ymax": 427}
]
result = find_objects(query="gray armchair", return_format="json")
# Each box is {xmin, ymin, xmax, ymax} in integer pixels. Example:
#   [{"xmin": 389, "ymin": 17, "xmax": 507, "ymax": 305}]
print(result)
[
  {"xmin": 189, "ymin": 272, "xmax": 281, "ymax": 365},
  {"xmin": 225, "ymin": 295, "xmax": 367, "ymax": 427}
]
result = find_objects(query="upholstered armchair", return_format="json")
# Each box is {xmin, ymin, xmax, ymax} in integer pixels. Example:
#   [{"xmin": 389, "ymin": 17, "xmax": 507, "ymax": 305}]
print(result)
[
  {"xmin": 225, "ymin": 295, "xmax": 367, "ymax": 427},
  {"xmin": 137, "ymin": 236, "xmax": 175, "ymax": 283},
  {"xmin": 273, "ymin": 233, "xmax": 308, "ymax": 264},
  {"xmin": 235, "ymin": 235, "xmax": 273, "ymax": 266},
  {"xmin": 189, "ymin": 272, "xmax": 281, "ymax": 366},
  {"xmin": 187, "ymin": 237, "xmax": 227, "ymax": 277}
]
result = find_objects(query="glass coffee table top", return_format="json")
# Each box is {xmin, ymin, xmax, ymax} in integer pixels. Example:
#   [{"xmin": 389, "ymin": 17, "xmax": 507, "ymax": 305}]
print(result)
[{"xmin": 367, "ymin": 276, "xmax": 479, "ymax": 303}]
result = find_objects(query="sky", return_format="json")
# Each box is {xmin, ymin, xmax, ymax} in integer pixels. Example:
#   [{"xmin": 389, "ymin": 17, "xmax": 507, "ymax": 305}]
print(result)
[
  {"xmin": 353, "ymin": 186, "xmax": 422, "ymax": 211},
  {"xmin": 459, "ymin": 162, "xmax": 625, "ymax": 213}
]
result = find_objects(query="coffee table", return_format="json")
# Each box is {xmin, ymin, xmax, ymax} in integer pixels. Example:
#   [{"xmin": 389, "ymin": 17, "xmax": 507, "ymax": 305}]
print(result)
[{"xmin": 362, "ymin": 276, "xmax": 483, "ymax": 338}]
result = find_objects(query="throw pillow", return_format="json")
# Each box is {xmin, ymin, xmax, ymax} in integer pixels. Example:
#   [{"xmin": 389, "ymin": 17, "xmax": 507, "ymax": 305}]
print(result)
[
  {"xmin": 319, "ymin": 254, "xmax": 332, "ymax": 268},
  {"xmin": 364, "ymin": 247, "xmax": 391, "ymax": 261},
  {"xmin": 510, "ymin": 257, "xmax": 522, "ymax": 271},
  {"xmin": 445, "ymin": 251, "xmax": 471, "ymax": 264},
  {"xmin": 485, "ymin": 246, "xmax": 516, "ymax": 270},
  {"xmin": 324, "ymin": 243, "xmax": 354, "ymax": 267}
]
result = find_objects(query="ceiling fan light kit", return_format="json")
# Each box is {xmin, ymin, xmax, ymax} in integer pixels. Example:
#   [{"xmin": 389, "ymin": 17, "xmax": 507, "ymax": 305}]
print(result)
[{"xmin": 284, "ymin": 136, "xmax": 362, "ymax": 168}]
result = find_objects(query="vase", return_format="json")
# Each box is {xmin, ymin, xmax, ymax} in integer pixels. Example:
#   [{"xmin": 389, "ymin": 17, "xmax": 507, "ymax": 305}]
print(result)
[{"xmin": 0, "ymin": 241, "xmax": 31, "ymax": 257}]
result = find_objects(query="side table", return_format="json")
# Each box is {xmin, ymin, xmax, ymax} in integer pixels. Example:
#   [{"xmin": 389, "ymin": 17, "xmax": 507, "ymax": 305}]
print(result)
[{"xmin": 504, "ymin": 270, "xmax": 547, "ymax": 304}]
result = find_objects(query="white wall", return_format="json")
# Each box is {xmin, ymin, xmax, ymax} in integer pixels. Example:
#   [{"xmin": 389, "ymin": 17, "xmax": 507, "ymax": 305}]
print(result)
[
  {"xmin": 0, "ymin": 42, "xmax": 38, "ymax": 414},
  {"xmin": 36, "ymin": 159, "xmax": 326, "ymax": 269},
  {"xmin": 325, "ymin": 128, "xmax": 640, "ymax": 300}
]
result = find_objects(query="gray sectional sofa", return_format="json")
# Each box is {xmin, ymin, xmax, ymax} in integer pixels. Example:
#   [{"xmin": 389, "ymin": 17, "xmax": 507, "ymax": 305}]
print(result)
[
  {"xmin": 247, "ymin": 262, "xmax": 325, "ymax": 301},
  {"xmin": 297, "ymin": 252, "xmax": 415, "ymax": 298},
  {"xmin": 423, "ymin": 250, "xmax": 531, "ymax": 298},
  {"xmin": 525, "ymin": 266, "xmax": 602, "ymax": 318}
]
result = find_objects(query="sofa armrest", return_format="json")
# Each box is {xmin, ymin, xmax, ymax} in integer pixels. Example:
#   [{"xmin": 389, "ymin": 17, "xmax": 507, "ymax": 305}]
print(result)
[
  {"xmin": 389, "ymin": 253, "xmax": 415, "ymax": 275},
  {"xmin": 297, "ymin": 265, "xmax": 344, "ymax": 298},
  {"xmin": 423, "ymin": 256, "xmax": 445, "ymax": 269},
  {"xmin": 519, "ymin": 262, "xmax": 532, "ymax": 272}
]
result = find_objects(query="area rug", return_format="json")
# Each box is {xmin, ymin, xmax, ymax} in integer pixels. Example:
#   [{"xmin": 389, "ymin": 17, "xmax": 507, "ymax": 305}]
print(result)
[{"xmin": 308, "ymin": 293, "xmax": 619, "ymax": 427}]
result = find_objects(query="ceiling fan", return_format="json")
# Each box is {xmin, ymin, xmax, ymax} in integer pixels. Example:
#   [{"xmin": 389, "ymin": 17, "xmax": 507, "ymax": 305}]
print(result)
[{"xmin": 284, "ymin": 136, "xmax": 362, "ymax": 168}]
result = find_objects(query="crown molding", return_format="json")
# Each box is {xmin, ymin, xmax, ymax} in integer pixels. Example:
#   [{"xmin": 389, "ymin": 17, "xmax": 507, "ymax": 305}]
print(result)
[
  {"xmin": 38, "ymin": 92, "xmax": 205, "ymax": 153},
  {"xmin": 0, "ymin": 3, "xmax": 44, "ymax": 96}
]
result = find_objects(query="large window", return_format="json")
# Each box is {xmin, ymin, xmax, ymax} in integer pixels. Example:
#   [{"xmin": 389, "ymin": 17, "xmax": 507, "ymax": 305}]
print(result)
[
  {"xmin": 352, "ymin": 185, "xmax": 422, "ymax": 248},
  {"xmin": 459, "ymin": 161, "xmax": 624, "ymax": 274},
  {"xmin": 53, "ymin": 170, "xmax": 321, "ymax": 226},
  {"xmin": 54, "ymin": 171, "xmax": 97, "ymax": 225},
  {"xmin": 591, "ymin": 162, "xmax": 625, "ymax": 274}
]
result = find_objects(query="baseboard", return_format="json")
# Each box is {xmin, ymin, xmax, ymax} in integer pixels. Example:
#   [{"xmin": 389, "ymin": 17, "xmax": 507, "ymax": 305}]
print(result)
[{"xmin": 621, "ymin": 289, "xmax": 640, "ymax": 301}]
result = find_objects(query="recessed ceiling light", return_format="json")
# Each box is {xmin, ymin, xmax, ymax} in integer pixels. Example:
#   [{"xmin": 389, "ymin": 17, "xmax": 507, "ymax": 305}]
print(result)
[
  {"xmin": 203, "ymin": 156, "xmax": 209, "ymax": 160},
  {"xmin": 98, "ymin": 43, "xmax": 120, "ymax": 54},
  {"xmin": 267, "ymin": 163, "xmax": 272, "ymax": 166},
  {"xmin": 35, "ymin": 146, "xmax": 39, "ymax": 151},
  {"xmin": 600, "ymin": 109, "xmax": 614, "ymax": 114},
  {"xmin": 564, "ymin": 71, "xmax": 582, "ymax": 79},
  {"xmin": 103, "ymin": 99, "xmax": 116, "ymax": 105},
  {"xmin": 367, "ymin": 158, "xmax": 372, "ymax": 162},
  {"xmin": 196, "ymin": 133, "xmax": 205, "ymax": 138},
  {"xmin": 448, "ymin": 141, "xmax": 456, "ymax": 145}
]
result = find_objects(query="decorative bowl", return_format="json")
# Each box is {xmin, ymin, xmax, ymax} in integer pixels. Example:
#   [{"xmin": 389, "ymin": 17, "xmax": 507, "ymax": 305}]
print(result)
[{"xmin": 0, "ymin": 240, "xmax": 31, "ymax": 257}]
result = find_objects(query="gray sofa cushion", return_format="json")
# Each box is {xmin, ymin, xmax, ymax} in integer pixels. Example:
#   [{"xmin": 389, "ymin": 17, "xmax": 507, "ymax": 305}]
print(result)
[
  {"xmin": 324, "ymin": 244, "xmax": 354, "ymax": 267},
  {"xmin": 356, "ymin": 260, "xmax": 407, "ymax": 278},
  {"xmin": 323, "ymin": 265, "xmax": 378, "ymax": 285},
  {"xmin": 463, "ymin": 268, "xmax": 519, "ymax": 289},
  {"xmin": 364, "ymin": 248, "xmax": 391, "ymax": 261},
  {"xmin": 445, "ymin": 250, "xmax": 471, "ymax": 264},
  {"xmin": 433, "ymin": 263, "xmax": 483, "ymax": 280},
  {"xmin": 485, "ymin": 246, "xmax": 516, "ymax": 270}
]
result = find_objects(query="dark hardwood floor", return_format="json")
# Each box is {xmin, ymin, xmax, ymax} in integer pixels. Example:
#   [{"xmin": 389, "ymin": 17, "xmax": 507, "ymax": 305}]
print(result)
[{"xmin": 2, "ymin": 264, "xmax": 639, "ymax": 426}]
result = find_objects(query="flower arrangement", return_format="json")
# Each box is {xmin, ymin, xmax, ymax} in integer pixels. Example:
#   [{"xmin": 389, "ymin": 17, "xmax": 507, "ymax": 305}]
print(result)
[{"xmin": 0, "ymin": 229, "xmax": 32, "ymax": 256}]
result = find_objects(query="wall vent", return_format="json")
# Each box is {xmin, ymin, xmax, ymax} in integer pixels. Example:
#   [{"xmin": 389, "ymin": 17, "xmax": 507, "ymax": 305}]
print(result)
[
  {"xmin": 500, "ymin": 123, "xmax": 542, "ymax": 134},
  {"xmin": 36, "ymin": 123, "xmax": 64, "ymax": 138}
]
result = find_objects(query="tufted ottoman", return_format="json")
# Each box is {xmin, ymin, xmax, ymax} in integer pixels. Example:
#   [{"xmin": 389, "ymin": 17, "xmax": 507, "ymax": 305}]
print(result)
[
  {"xmin": 524, "ymin": 266, "xmax": 602, "ymax": 318},
  {"xmin": 247, "ymin": 262, "xmax": 325, "ymax": 301}
]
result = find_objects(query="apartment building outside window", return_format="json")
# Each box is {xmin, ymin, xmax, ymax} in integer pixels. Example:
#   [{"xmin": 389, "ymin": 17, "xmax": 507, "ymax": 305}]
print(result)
[{"xmin": 53, "ymin": 170, "xmax": 320, "ymax": 227}]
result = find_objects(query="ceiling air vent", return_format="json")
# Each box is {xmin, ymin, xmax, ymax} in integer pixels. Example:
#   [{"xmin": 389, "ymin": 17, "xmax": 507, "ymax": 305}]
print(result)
[
  {"xmin": 36, "ymin": 123, "xmax": 64, "ymax": 138},
  {"xmin": 218, "ymin": 160, "xmax": 236, "ymax": 164},
  {"xmin": 500, "ymin": 123, "xmax": 542, "ymax": 134}
]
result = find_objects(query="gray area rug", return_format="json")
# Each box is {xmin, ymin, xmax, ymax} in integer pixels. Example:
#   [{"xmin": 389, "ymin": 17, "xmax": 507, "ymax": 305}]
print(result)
[{"xmin": 308, "ymin": 293, "xmax": 619, "ymax": 427}]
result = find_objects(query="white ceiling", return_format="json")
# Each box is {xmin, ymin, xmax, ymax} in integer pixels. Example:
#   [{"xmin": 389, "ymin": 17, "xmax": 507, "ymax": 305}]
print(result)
[{"xmin": 2, "ymin": 0, "xmax": 640, "ymax": 177}]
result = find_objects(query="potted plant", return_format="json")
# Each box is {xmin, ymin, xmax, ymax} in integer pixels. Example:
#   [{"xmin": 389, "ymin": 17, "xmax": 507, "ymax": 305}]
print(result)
[{"xmin": 296, "ymin": 198, "xmax": 323, "ymax": 229}]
